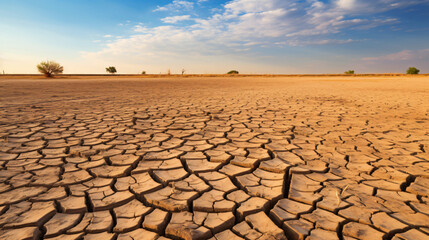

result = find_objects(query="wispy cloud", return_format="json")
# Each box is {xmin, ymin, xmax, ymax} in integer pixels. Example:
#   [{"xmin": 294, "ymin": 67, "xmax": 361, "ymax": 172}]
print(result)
[
  {"xmin": 278, "ymin": 38, "xmax": 356, "ymax": 47},
  {"xmin": 154, "ymin": 0, "xmax": 194, "ymax": 12},
  {"xmin": 363, "ymin": 49, "xmax": 429, "ymax": 61},
  {"xmin": 161, "ymin": 15, "xmax": 192, "ymax": 24}
]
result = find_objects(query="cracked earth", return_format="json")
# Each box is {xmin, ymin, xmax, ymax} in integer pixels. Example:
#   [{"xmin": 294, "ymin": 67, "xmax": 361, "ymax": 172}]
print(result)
[{"xmin": 0, "ymin": 76, "xmax": 428, "ymax": 240}]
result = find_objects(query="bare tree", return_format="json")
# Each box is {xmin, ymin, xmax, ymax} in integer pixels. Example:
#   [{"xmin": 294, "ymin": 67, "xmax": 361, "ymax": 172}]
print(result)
[{"xmin": 182, "ymin": 69, "xmax": 186, "ymax": 75}]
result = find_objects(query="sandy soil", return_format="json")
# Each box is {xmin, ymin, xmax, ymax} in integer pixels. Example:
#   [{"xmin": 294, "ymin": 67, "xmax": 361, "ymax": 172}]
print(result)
[{"xmin": 0, "ymin": 76, "xmax": 428, "ymax": 239}]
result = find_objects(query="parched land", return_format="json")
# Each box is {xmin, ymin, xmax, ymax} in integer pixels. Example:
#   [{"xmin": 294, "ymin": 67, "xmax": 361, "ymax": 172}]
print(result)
[{"xmin": 0, "ymin": 76, "xmax": 428, "ymax": 240}]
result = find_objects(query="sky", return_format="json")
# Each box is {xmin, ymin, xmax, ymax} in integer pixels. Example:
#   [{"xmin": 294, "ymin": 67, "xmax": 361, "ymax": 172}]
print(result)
[{"xmin": 0, "ymin": 0, "xmax": 428, "ymax": 74}]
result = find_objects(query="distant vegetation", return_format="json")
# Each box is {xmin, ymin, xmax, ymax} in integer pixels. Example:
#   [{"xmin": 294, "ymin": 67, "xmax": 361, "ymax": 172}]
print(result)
[
  {"xmin": 407, "ymin": 67, "xmax": 420, "ymax": 74},
  {"xmin": 141, "ymin": 71, "xmax": 146, "ymax": 75},
  {"xmin": 227, "ymin": 70, "xmax": 239, "ymax": 74},
  {"xmin": 106, "ymin": 66, "xmax": 117, "ymax": 74},
  {"xmin": 182, "ymin": 69, "xmax": 186, "ymax": 75},
  {"xmin": 37, "ymin": 61, "xmax": 63, "ymax": 77},
  {"xmin": 344, "ymin": 70, "xmax": 355, "ymax": 74}
]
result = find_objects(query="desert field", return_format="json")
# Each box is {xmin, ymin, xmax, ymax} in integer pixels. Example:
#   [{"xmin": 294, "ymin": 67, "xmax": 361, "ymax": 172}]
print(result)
[{"xmin": 0, "ymin": 76, "xmax": 428, "ymax": 240}]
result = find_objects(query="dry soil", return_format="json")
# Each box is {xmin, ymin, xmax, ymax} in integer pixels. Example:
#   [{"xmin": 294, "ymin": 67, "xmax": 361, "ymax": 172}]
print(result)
[{"xmin": 0, "ymin": 76, "xmax": 428, "ymax": 240}]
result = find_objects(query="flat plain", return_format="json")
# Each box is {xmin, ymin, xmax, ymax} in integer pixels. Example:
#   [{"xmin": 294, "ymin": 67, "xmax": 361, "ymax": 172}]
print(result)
[{"xmin": 0, "ymin": 76, "xmax": 428, "ymax": 240}]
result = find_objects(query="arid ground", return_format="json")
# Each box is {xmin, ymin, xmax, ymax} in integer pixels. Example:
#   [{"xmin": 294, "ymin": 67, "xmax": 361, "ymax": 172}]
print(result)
[{"xmin": 0, "ymin": 76, "xmax": 428, "ymax": 240}]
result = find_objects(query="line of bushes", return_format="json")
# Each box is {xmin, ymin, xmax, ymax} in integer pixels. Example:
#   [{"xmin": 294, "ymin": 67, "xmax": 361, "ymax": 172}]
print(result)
[{"xmin": 34, "ymin": 61, "xmax": 423, "ymax": 77}]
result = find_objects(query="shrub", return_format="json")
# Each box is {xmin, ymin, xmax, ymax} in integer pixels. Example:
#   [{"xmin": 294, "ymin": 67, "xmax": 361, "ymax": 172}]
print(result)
[
  {"xmin": 37, "ymin": 61, "xmax": 63, "ymax": 77},
  {"xmin": 344, "ymin": 70, "xmax": 355, "ymax": 74},
  {"xmin": 142, "ymin": 71, "xmax": 146, "ymax": 75},
  {"xmin": 407, "ymin": 67, "xmax": 420, "ymax": 74},
  {"xmin": 227, "ymin": 70, "xmax": 239, "ymax": 74},
  {"xmin": 106, "ymin": 66, "xmax": 117, "ymax": 74}
]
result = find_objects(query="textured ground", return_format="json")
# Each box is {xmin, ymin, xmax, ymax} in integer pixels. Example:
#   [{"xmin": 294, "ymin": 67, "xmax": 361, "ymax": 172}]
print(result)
[{"xmin": 0, "ymin": 76, "xmax": 428, "ymax": 240}]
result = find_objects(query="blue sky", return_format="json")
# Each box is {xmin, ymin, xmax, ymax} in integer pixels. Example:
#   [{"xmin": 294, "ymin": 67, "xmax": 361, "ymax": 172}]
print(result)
[{"xmin": 0, "ymin": 0, "xmax": 428, "ymax": 74}]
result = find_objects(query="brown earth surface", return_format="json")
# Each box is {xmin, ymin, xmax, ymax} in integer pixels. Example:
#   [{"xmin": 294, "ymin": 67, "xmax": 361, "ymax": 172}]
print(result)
[{"xmin": 0, "ymin": 76, "xmax": 428, "ymax": 240}]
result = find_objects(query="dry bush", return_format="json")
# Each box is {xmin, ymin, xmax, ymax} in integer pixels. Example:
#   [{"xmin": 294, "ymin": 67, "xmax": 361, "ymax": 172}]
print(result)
[
  {"xmin": 407, "ymin": 67, "xmax": 420, "ymax": 74},
  {"xmin": 37, "ymin": 61, "xmax": 64, "ymax": 77},
  {"xmin": 227, "ymin": 70, "xmax": 239, "ymax": 74},
  {"xmin": 106, "ymin": 66, "xmax": 117, "ymax": 74}
]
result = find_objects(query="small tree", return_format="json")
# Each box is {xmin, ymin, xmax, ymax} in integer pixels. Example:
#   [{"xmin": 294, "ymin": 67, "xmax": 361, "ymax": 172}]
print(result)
[
  {"xmin": 227, "ymin": 70, "xmax": 239, "ymax": 74},
  {"xmin": 407, "ymin": 67, "xmax": 420, "ymax": 75},
  {"xmin": 37, "ymin": 61, "xmax": 63, "ymax": 77},
  {"xmin": 344, "ymin": 70, "xmax": 355, "ymax": 74},
  {"xmin": 141, "ymin": 71, "xmax": 146, "ymax": 75},
  {"xmin": 182, "ymin": 69, "xmax": 186, "ymax": 75},
  {"xmin": 106, "ymin": 66, "xmax": 117, "ymax": 74}
]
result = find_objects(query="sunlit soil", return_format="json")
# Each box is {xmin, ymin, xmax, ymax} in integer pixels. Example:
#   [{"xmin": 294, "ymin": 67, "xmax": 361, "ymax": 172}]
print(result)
[{"xmin": 0, "ymin": 76, "xmax": 428, "ymax": 239}]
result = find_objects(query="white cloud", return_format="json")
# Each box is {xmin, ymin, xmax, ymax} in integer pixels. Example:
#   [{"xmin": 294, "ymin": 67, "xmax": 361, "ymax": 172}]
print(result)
[
  {"xmin": 97, "ymin": 0, "xmax": 429, "ymax": 50},
  {"xmin": 103, "ymin": 35, "xmax": 113, "ymax": 38},
  {"xmin": 337, "ymin": 0, "xmax": 356, "ymax": 10},
  {"xmin": 161, "ymin": 15, "xmax": 192, "ymax": 23},
  {"xmin": 81, "ymin": 0, "xmax": 429, "ymax": 73},
  {"xmin": 224, "ymin": 0, "xmax": 277, "ymax": 15},
  {"xmin": 154, "ymin": 0, "xmax": 194, "ymax": 12}
]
